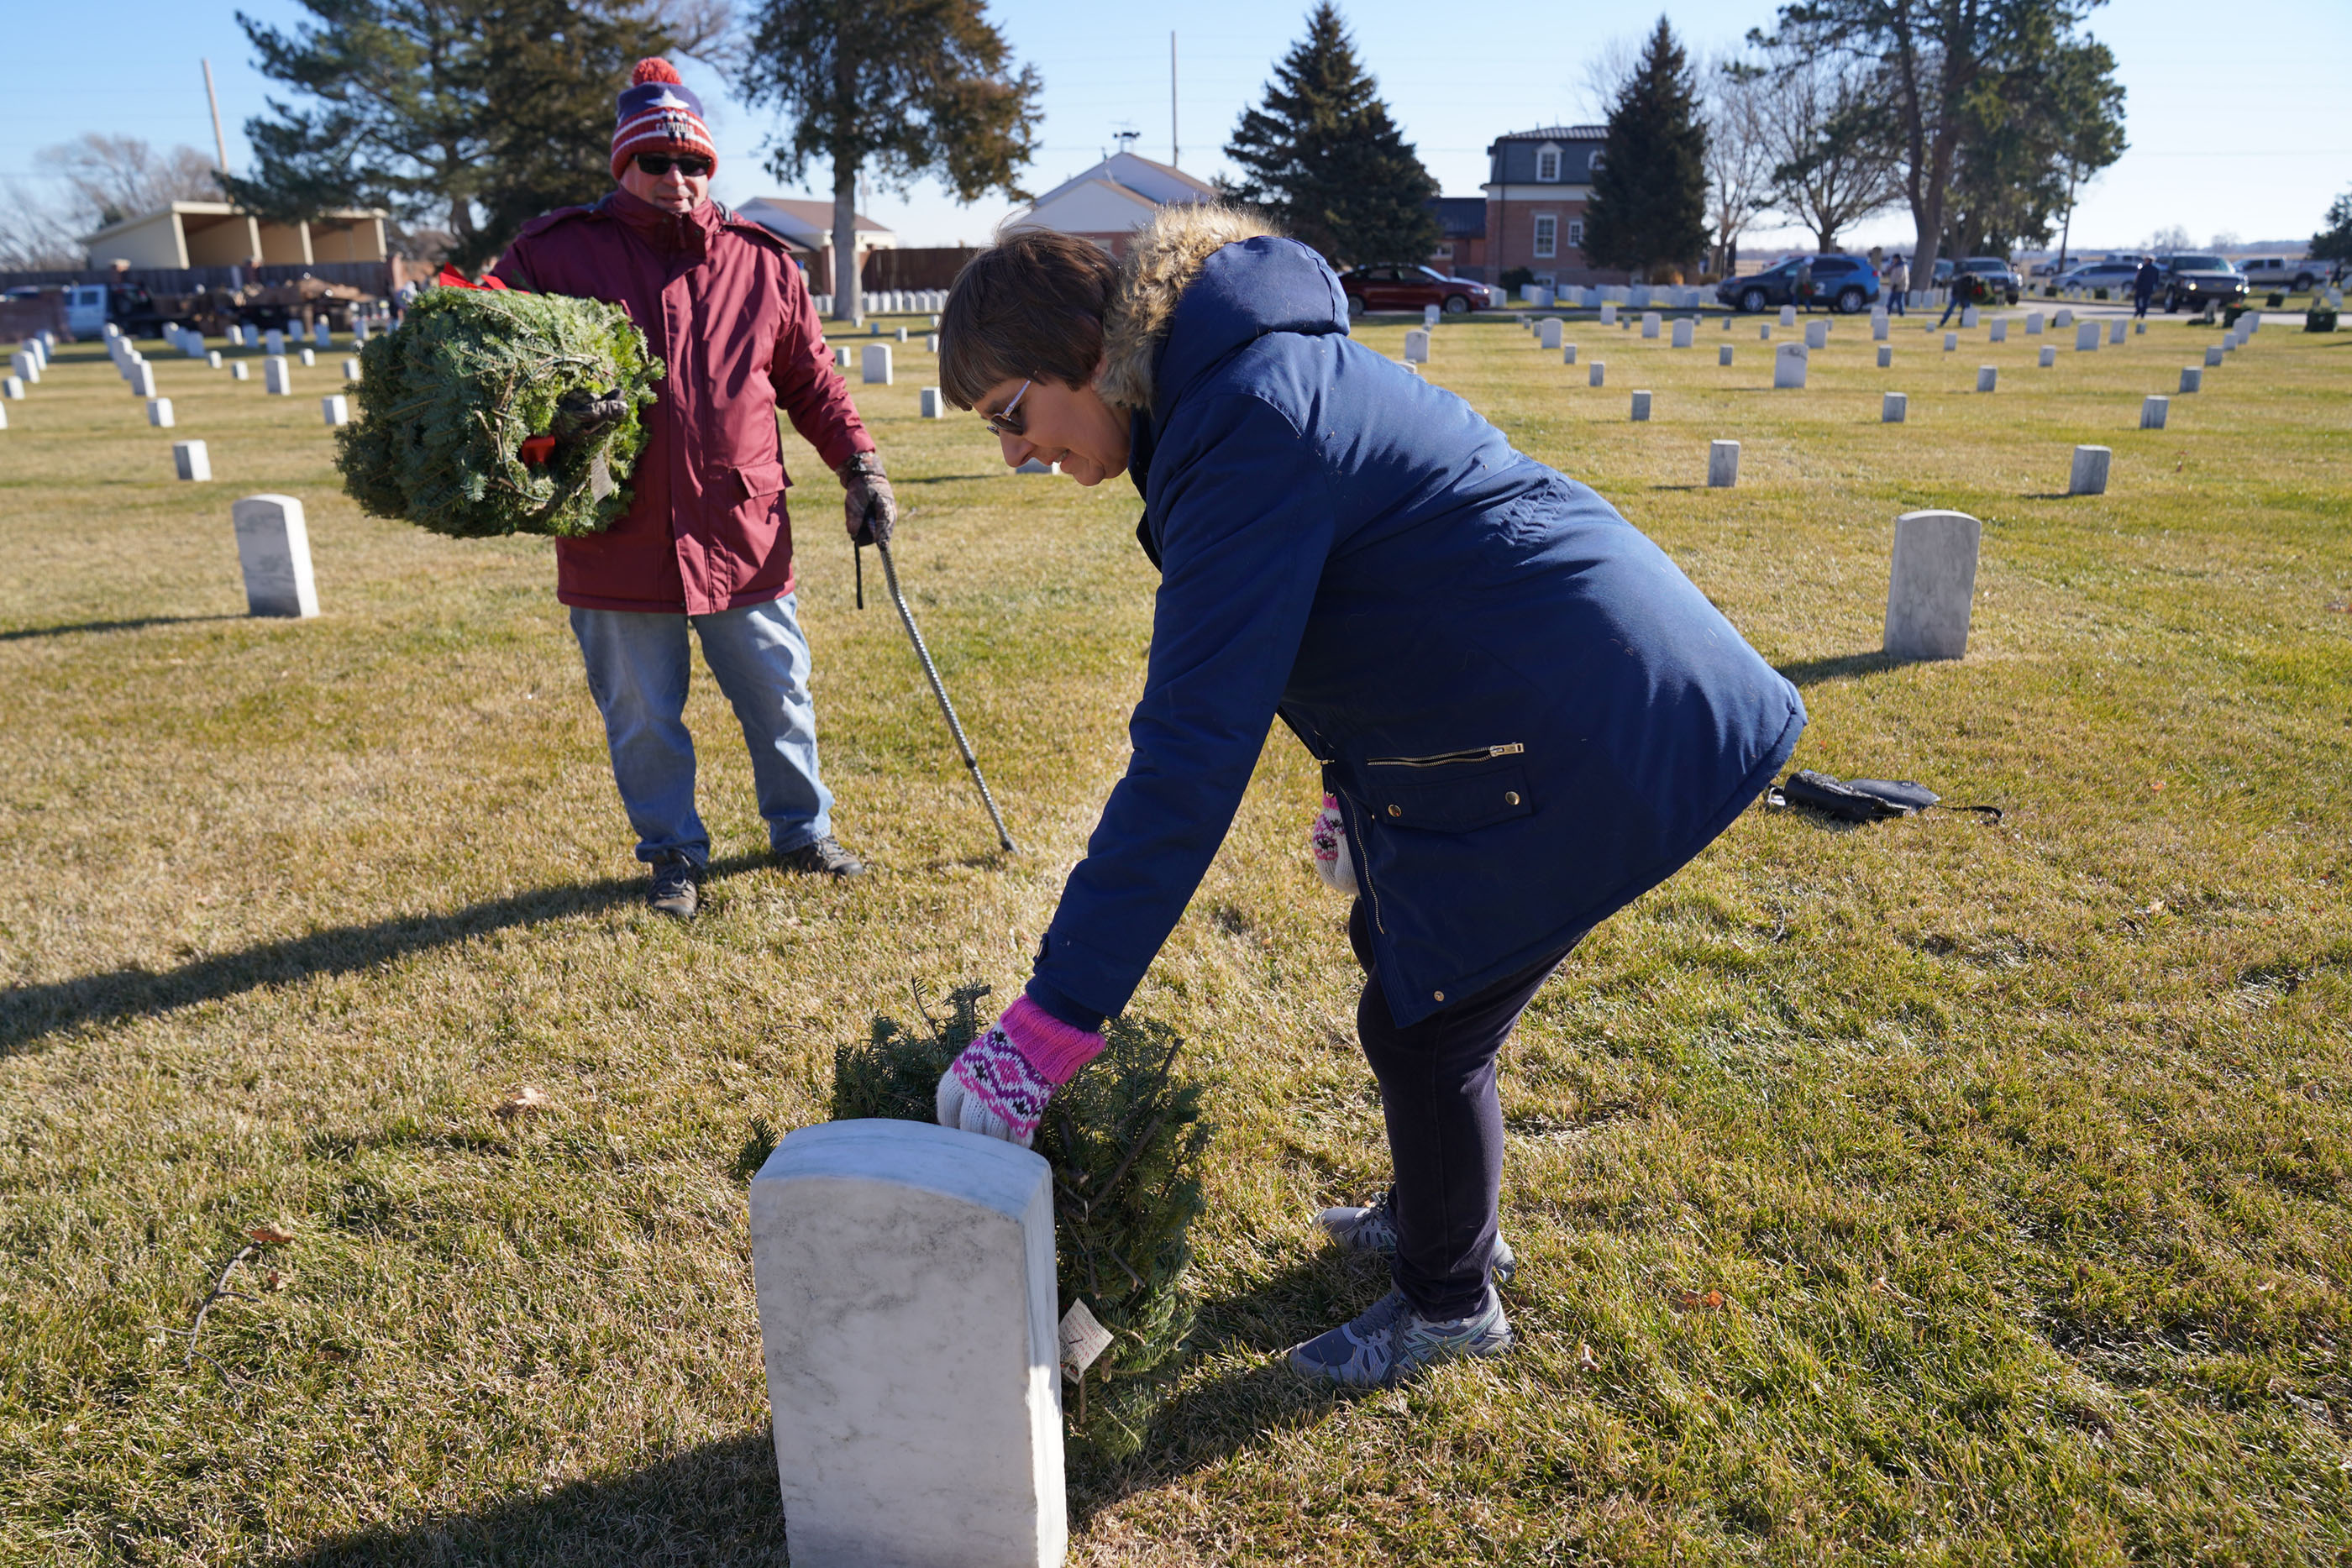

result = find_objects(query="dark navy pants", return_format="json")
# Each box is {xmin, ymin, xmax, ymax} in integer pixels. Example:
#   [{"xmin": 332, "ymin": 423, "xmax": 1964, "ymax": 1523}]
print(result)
[{"xmin": 1349, "ymin": 899, "xmax": 1574, "ymax": 1319}]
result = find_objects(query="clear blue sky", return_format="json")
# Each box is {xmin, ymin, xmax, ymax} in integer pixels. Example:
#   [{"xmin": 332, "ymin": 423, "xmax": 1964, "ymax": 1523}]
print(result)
[{"xmin": 4, "ymin": 0, "xmax": 2345, "ymax": 254}]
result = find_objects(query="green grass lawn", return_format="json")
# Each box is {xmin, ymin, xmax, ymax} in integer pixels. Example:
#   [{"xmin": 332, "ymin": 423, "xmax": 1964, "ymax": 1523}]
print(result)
[{"xmin": 3, "ymin": 302, "xmax": 2348, "ymax": 1566}]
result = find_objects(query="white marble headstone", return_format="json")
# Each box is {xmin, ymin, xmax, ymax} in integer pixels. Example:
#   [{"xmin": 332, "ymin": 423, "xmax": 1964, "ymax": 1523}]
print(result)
[
  {"xmin": 1774, "ymin": 343, "xmax": 1807, "ymax": 389},
  {"xmin": 2140, "ymin": 395, "xmax": 2168, "ymax": 429},
  {"xmin": 1872, "ymin": 312, "xmax": 1889, "ymax": 341},
  {"xmin": 1707, "ymin": 439, "xmax": 1739, "ymax": 488},
  {"xmin": 1599, "ymin": 302, "xmax": 1618, "ymax": 326},
  {"xmin": 2039, "ymin": 346, "xmax": 2056, "ymax": 368},
  {"xmin": 1562, "ymin": 343, "xmax": 1577, "ymax": 364},
  {"xmin": 1778, "ymin": 305, "xmax": 1797, "ymax": 328},
  {"xmin": 1588, "ymin": 359, "xmax": 1604, "ymax": 386},
  {"xmin": 265, "ymin": 356, "xmax": 292, "ymax": 396},
  {"xmin": 1719, "ymin": 344, "xmax": 1734, "ymax": 366},
  {"xmin": 147, "ymin": 397, "xmax": 173, "ymax": 427},
  {"xmin": 862, "ymin": 344, "xmax": 894, "ymax": 384},
  {"xmin": 231, "ymin": 362, "xmax": 250, "ymax": 381},
  {"xmin": 1944, "ymin": 332, "xmax": 1958, "ymax": 352},
  {"xmin": 1, "ymin": 375, "xmax": 23, "ymax": 401},
  {"xmin": 232, "ymin": 495, "xmax": 321, "ymax": 617},
  {"xmin": 2026, "ymin": 312, "xmax": 2043, "ymax": 334},
  {"xmin": 1758, "ymin": 322, "xmax": 1771, "ymax": 340},
  {"xmin": 1883, "ymin": 509, "xmax": 1981, "ymax": 661},
  {"xmin": 752, "ymin": 1120, "xmax": 1064, "ymax": 1568},
  {"xmin": 299, "ymin": 347, "xmax": 316, "ymax": 367},
  {"xmin": 1989, "ymin": 320, "xmax": 2008, "ymax": 343},
  {"xmin": 1976, "ymin": 365, "xmax": 1997, "ymax": 393},
  {"xmin": 1804, "ymin": 320, "xmax": 1826, "ymax": 349},
  {"xmin": 1882, "ymin": 391, "xmax": 1907, "ymax": 422},
  {"xmin": 1877, "ymin": 344, "xmax": 1893, "ymax": 368},
  {"xmin": 1961, "ymin": 306, "xmax": 1979, "ymax": 328},
  {"xmin": 265, "ymin": 329, "xmax": 285, "ymax": 356},
  {"xmin": 1403, "ymin": 329, "xmax": 1430, "ymax": 364},
  {"xmin": 2052, "ymin": 308, "xmax": 2072, "ymax": 329},
  {"xmin": 1641, "ymin": 312, "xmax": 1660, "ymax": 338},
  {"xmin": 2179, "ymin": 366, "xmax": 2201, "ymax": 393},
  {"xmin": 130, "ymin": 363, "xmax": 158, "ymax": 398},
  {"xmin": 2203, "ymin": 345, "xmax": 2223, "ymax": 367},
  {"xmin": 920, "ymin": 387, "xmax": 944, "ymax": 418},
  {"xmin": 1423, "ymin": 304, "xmax": 1441, "ymax": 327},
  {"xmin": 2108, "ymin": 319, "xmax": 2126, "ymax": 345},
  {"xmin": 313, "ymin": 321, "xmax": 331, "ymax": 348},
  {"xmin": 322, "ymin": 395, "xmax": 349, "ymax": 427},
  {"xmin": 173, "ymin": 439, "xmax": 209, "ymax": 481},
  {"xmin": 1538, "ymin": 319, "xmax": 1562, "ymax": 350},
  {"xmin": 1630, "ymin": 390, "xmax": 1651, "ymax": 421},
  {"xmin": 2068, "ymin": 445, "xmax": 2111, "ymax": 496}
]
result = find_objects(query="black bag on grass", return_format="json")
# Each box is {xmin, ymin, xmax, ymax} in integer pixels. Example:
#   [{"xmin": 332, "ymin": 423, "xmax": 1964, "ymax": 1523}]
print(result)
[{"xmin": 1769, "ymin": 769, "xmax": 2003, "ymax": 823}]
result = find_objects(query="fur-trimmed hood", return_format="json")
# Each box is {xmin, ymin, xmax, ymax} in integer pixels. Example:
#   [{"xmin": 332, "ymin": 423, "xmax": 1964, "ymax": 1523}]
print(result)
[{"xmin": 1097, "ymin": 203, "xmax": 1348, "ymax": 413}]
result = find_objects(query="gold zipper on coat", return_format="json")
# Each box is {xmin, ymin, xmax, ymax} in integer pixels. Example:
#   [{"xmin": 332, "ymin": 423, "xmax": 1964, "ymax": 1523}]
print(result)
[{"xmin": 1365, "ymin": 742, "xmax": 1525, "ymax": 768}]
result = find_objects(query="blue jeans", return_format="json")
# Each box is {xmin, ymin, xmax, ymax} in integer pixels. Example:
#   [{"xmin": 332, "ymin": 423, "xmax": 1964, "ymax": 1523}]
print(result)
[{"xmin": 570, "ymin": 595, "xmax": 833, "ymax": 868}]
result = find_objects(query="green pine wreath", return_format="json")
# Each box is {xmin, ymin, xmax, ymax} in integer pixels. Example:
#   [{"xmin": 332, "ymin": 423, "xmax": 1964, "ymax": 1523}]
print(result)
[{"xmin": 336, "ymin": 286, "xmax": 664, "ymax": 538}]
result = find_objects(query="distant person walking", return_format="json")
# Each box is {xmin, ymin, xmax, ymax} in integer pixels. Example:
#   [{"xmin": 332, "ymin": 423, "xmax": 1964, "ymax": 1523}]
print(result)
[
  {"xmin": 1937, "ymin": 269, "xmax": 1979, "ymax": 328},
  {"xmin": 1794, "ymin": 254, "xmax": 1815, "ymax": 312},
  {"xmin": 2133, "ymin": 256, "xmax": 2160, "ymax": 318},
  {"xmin": 1884, "ymin": 254, "xmax": 1908, "ymax": 314}
]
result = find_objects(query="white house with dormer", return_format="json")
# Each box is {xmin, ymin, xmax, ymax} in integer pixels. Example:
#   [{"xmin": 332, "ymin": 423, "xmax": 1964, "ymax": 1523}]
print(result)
[{"xmin": 1000, "ymin": 152, "xmax": 1220, "ymax": 257}]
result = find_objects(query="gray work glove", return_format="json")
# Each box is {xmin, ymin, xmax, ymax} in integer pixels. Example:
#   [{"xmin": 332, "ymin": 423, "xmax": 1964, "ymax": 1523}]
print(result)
[
  {"xmin": 553, "ymin": 385, "xmax": 629, "ymax": 444},
  {"xmin": 837, "ymin": 450, "xmax": 896, "ymax": 547}
]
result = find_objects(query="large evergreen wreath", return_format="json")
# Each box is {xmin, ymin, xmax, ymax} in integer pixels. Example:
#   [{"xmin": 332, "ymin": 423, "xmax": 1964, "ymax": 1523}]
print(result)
[
  {"xmin": 335, "ymin": 286, "xmax": 663, "ymax": 538},
  {"xmin": 832, "ymin": 983, "xmax": 1210, "ymax": 1460}
]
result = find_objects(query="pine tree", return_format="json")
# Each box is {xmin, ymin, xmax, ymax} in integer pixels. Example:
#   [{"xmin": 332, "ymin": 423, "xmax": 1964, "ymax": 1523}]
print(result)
[
  {"xmin": 1222, "ymin": 3, "xmax": 1439, "ymax": 269},
  {"xmin": 832, "ymin": 983, "xmax": 1210, "ymax": 1461},
  {"xmin": 1581, "ymin": 17, "xmax": 1710, "ymax": 281},
  {"xmin": 737, "ymin": 0, "xmax": 1044, "ymax": 323}
]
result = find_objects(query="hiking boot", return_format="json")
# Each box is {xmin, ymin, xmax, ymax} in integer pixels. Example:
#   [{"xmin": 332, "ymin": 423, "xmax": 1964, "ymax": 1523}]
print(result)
[
  {"xmin": 1314, "ymin": 1188, "xmax": 1516, "ymax": 1285},
  {"xmin": 1285, "ymin": 1286, "xmax": 1514, "ymax": 1388},
  {"xmin": 648, "ymin": 855, "xmax": 701, "ymax": 919},
  {"xmin": 777, "ymin": 834, "xmax": 867, "ymax": 879}
]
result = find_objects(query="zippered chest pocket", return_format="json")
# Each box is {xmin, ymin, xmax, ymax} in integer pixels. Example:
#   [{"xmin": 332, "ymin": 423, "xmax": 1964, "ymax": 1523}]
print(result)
[{"xmin": 1364, "ymin": 743, "xmax": 1534, "ymax": 834}]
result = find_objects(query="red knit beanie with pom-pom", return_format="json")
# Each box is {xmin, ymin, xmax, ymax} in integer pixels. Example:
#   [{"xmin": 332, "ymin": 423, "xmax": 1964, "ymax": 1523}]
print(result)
[{"xmin": 611, "ymin": 58, "xmax": 717, "ymax": 181}]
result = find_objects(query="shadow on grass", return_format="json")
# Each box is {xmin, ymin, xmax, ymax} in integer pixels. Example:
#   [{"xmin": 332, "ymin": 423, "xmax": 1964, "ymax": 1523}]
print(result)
[
  {"xmin": 1, "ymin": 614, "xmax": 244, "ymax": 642},
  {"xmin": 0, "ymin": 853, "xmax": 771, "ymax": 1056},
  {"xmin": 1775, "ymin": 650, "xmax": 1901, "ymax": 686},
  {"xmin": 1068, "ymin": 1254, "xmax": 1373, "ymax": 1519},
  {"xmin": 276, "ymin": 1428, "xmax": 788, "ymax": 1568}
]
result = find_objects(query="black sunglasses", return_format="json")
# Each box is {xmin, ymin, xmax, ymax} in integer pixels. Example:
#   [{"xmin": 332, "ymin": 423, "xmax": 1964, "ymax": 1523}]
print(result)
[{"xmin": 634, "ymin": 153, "xmax": 712, "ymax": 177}]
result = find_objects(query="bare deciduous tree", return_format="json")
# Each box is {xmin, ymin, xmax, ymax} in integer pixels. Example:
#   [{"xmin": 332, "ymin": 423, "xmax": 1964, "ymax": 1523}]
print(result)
[
  {"xmin": 1754, "ymin": 44, "xmax": 1903, "ymax": 252},
  {"xmin": 1701, "ymin": 54, "xmax": 1774, "ymax": 275},
  {"xmin": 39, "ymin": 134, "xmax": 223, "ymax": 229},
  {"xmin": 0, "ymin": 181, "xmax": 89, "ymax": 270}
]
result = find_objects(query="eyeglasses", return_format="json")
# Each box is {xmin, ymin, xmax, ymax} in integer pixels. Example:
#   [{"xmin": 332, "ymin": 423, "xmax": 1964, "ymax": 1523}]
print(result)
[
  {"xmin": 634, "ymin": 153, "xmax": 712, "ymax": 178},
  {"xmin": 979, "ymin": 378, "xmax": 1031, "ymax": 438}
]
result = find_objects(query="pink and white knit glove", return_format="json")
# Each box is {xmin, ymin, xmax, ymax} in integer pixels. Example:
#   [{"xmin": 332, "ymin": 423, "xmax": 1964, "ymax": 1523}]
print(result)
[
  {"xmin": 936, "ymin": 995, "xmax": 1105, "ymax": 1146},
  {"xmin": 1310, "ymin": 794, "xmax": 1357, "ymax": 895}
]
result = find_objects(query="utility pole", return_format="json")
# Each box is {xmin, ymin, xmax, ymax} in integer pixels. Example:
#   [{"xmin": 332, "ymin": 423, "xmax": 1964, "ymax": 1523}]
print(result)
[
  {"xmin": 1170, "ymin": 32, "xmax": 1179, "ymax": 168},
  {"xmin": 202, "ymin": 58, "xmax": 231, "ymax": 175}
]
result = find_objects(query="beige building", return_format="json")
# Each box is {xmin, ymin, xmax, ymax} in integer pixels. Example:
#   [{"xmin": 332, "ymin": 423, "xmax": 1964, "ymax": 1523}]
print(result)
[
  {"xmin": 81, "ymin": 202, "xmax": 389, "ymax": 270},
  {"xmin": 1000, "ymin": 153, "xmax": 1218, "ymax": 258}
]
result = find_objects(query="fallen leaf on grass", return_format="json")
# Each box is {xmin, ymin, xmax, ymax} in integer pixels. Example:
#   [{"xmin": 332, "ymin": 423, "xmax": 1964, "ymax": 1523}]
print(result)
[
  {"xmin": 1578, "ymin": 1341, "xmax": 1599, "ymax": 1371},
  {"xmin": 492, "ymin": 1087, "xmax": 552, "ymax": 1121},
  {"xmin": 249, "ymin": 1225, "xmax": 295, "ymax": 1245},
  {"xmin": 1674, "ymin": 1289, "xmax": 1728, "ymax": 1312}
]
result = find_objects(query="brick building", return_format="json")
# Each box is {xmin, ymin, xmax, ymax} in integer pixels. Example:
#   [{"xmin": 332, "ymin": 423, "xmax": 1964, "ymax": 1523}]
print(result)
[{"xmin": 1480, "ymin": 125, "xmax": 1630, "ymax": 288}]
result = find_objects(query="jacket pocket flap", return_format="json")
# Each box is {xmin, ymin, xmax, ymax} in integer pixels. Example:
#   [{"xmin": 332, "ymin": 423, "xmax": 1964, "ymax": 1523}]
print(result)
[
  {"xmin": 1370, "ymin": 761, "xmax": 1533, "ymax": 833},
  {"xmin": 732, "ymin": 460, "xmax": 789, "ymax": 502}
]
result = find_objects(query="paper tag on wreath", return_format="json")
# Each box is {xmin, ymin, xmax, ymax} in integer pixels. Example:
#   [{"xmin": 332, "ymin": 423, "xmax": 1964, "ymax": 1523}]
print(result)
[
  {"xmin": 588, "ymin": 452, "xmax": 616, "ymax": 502},
  {"xmin": 1058, "ymin": 1299, "xmax": 1114, "ymax": 1380}
]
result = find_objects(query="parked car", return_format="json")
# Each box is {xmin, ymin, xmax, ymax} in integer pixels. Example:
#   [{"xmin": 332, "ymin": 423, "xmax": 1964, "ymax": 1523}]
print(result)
[
  {"xmin": 1955, "ymin": 256, "xmax": 2021, "ymax": 304},
  {"xmin": 2054, "ymin": 260, "xmax": 2144, "ymax": 294},
  {"xmin": 1716, "ymin": 253, "xmax": 1880, "ymax": 314},
  {"xmin": 2234, "ymin": 255, "xmax": 2323, "ymax": 291},
  {"xmin": 2158, "ymin": 254, "xmax": 2249, "ymax": 312},
  {"xmin": 1338, "ymin": 265, "xmax": 1495, "ymax": 316}
]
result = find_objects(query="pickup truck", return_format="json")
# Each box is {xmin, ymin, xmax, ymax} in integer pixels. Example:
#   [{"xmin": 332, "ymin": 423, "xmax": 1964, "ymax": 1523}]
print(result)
[
  {"xmin": 2234, "ymin": 256, "xmax": 2326, "ymax": 291},
  {"xmin": 2158, "ymin": 254, "xmax": 2249, "ymax": 313}
]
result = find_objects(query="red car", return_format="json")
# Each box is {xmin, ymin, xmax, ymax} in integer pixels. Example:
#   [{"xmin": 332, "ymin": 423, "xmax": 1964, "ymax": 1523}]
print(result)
[{"xmin": 1340, "ymin": 265, "xmax": 1500, "ymax": 317}]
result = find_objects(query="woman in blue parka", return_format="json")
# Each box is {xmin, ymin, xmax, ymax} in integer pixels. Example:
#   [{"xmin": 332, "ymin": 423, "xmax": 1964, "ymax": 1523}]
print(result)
[{"xmin": 931, "ymin": 207, "xmax": 1804, "ymax": 1388}]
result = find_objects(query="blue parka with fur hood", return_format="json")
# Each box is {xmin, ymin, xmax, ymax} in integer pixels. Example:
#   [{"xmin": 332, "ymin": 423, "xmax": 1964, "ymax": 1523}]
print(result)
[{"xmin": 1026, "ymin": 208, "xmax": 1804, "ymax": 1030}]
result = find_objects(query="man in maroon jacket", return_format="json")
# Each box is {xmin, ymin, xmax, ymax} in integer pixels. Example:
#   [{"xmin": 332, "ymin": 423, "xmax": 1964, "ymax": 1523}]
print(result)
[{"xmin": 496, "ymin": 59, "xmax": 890, "ymax": 918}]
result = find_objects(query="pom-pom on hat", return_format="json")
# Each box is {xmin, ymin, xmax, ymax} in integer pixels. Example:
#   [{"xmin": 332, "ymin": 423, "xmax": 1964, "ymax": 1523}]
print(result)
[{"xmin": 611, "ymin": 59, "xmax": 717, "ymax": 182}]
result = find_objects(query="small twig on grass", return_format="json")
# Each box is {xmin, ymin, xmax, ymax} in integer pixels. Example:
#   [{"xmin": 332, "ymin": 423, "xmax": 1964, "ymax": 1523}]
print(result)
[{"xmin": 186, "ymin": 1227, "xmax": 292, "ymax": 1382}]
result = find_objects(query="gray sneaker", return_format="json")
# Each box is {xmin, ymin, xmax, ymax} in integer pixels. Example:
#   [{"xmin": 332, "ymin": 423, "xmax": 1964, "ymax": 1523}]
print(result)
[
  {"xmin": 1285, "ymin": 1286, "xmax": 1514, "ymax": 1388},
  {"xmin": 1314, "ymin": 1188, "xmax": 1516, "ymax": 1285},
  {"xmin": 777, "ymin": 835, "xmax": 867, "ymax": 879},
  {"xmin": 648, "ymin": 856, "xmax": 701, "ymax": 919}
]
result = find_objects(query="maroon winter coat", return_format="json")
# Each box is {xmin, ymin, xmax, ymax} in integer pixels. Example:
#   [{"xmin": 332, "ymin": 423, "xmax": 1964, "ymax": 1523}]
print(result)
[{"xmin": 494, "ymin": 188, "xmax": 873, "ymax": 614}]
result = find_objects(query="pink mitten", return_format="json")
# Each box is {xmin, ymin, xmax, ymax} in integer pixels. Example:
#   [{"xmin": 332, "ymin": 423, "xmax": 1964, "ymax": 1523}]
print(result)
[
  {"xmin": 936, "ymin": 995, "xmax": 1105, "ymax": 1146},
  {"xmin": 1310, "ymin": 794, "xmax": 1357, "ymax": 895}
]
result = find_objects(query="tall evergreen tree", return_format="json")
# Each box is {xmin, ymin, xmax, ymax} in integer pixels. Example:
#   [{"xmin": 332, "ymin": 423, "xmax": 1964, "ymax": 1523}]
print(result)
[
  {"xmin": 738, "ymin": 0, "xmax": 1043, "ymax": 323},
  {"xmin": 1581, "ymin": 17, "xmax": 1710, "ymax": 281},
  {"xmin": 1222, "ymin": 3, "xmax": 1438, "ymax": 269},
  {"xmin": 227, "ymin": 0, "xmax": 707, "ymax": 270}
]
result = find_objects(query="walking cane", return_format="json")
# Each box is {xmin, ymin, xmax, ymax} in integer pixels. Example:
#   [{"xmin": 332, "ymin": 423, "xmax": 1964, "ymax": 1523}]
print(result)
[{"xmin": 856, "ymin": 536, "xmax": 1018, "ymax": 854}]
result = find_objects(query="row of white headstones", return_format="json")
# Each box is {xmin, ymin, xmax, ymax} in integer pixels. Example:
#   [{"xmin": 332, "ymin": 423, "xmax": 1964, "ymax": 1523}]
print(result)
[{"xmin": 1393, "ymin": 304, "xmax": 2271, "ymax": 498}]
